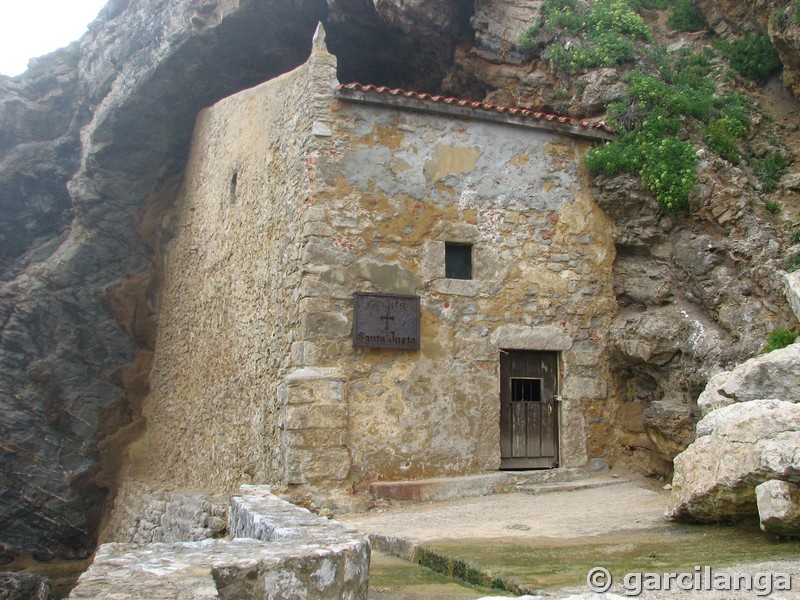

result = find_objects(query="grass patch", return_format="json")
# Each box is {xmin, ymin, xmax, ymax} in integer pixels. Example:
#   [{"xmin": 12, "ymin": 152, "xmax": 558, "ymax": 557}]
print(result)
[
  {"xmin": 786, "ymin": 251, "xmax": 800, "ymax": 272},
  {"xmin": 423, "ymin": 525, "xmax": 800, "ymax": 593},
  {"xmin": 667, "ymin": 0, "xmax": 707, "ymax": 32},
  {"xmin": 753, "ymin": 152, "xmax": 789, "ymax": 192},
  {"xmin": 765, "ymin": 329, "xmax": 798, "ymax": 353},
  {"xmin": 716, "ymin": 35, "xmax": 783, "ymax": 83}
]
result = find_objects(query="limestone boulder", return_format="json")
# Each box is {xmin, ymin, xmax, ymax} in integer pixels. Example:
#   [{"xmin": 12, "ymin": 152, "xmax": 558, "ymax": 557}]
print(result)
[
  {"xmin": 667, "ymin": 399, "xmax": 800, "ymax": 522},
  {"xmin": 756, "ymin": 479, "xmax": 800, "ymax": 537},
  {"xmin": 642, "ymin": 401, "xmax": 697, "ymax": 460},
  {"xmin": 696, "ymin": 343, "xmax": 800, "ymax": 416}
]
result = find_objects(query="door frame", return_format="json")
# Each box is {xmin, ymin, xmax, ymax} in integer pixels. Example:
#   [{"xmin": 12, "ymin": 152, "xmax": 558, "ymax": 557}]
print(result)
[{"xmin": 499, "ymin": 349, "xmax": 561, "ymax": 470}]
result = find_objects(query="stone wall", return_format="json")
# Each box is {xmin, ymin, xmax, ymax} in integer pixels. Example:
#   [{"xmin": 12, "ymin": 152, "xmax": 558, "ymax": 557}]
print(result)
[
  {"xmin": 130, "ymin": 28, "xmax": 338, "ymax": 493},
  {"xmin": 101, "ymin": 479, "xmax": 227, "ymax": 544},
  {"xmin": 70, "ymin": 486, "xmax": 370, "ymax": 599},
  {"xmin": 117, "ymin": 26, "xmax": 617, "ymax": 505},
  {"xmin": 293, "ymin": 95, "xmax": 616, "ymax": 484}
]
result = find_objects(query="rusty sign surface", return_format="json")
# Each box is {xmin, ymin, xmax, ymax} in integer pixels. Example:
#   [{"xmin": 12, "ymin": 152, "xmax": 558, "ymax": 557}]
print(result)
[{"xmin": 353, "ymin": 292, "xmax": 420, "ymax": 350}]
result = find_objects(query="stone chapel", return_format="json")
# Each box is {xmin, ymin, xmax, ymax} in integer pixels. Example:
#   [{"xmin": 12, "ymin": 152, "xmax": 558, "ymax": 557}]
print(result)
[{"xmin": 130, "ymin": 24, "xmax": 617, "ymax": 498}]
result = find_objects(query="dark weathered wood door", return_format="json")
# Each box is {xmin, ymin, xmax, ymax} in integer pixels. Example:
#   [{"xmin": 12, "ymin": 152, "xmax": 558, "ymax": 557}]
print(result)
[{"xmin": 500, "ymin": 350, "xmax": 559, "ymax": 469}]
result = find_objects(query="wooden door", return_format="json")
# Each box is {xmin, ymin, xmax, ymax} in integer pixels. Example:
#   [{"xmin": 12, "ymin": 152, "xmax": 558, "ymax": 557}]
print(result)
[{"xmin": 500, "ymin": 350, "xmax": 559, "ymax": 469}]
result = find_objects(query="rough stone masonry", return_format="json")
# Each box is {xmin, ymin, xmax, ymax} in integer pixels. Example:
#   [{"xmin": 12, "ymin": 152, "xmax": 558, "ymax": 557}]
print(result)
[{"xmin": 110, "ymin": 22, "xmax": 616, "ymax": 525}]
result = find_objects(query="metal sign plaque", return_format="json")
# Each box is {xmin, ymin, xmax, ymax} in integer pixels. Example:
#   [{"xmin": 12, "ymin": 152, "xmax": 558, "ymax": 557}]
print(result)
[{"xmin": 353, "ymin": 292, "xmax": 420, "ymax": 350}]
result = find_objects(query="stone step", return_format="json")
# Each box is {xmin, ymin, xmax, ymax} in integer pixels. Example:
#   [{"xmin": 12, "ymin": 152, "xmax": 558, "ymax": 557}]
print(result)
[{"xmin": 368, "ymin": 467, "xmax": 588, "ymax": 502}]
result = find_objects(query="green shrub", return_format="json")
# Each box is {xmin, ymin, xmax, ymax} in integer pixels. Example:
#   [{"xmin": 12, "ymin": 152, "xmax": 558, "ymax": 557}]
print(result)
[
  {"xmin": 588, "ymin": 0, "xmax": 652, "ymax": 40},
  {"xmin": 764, "ymin": 198, "xmax": 782, "ymax": 214},
  {"xmin": 638, "ymin": 137, "xmax": 698, "ymax": 211},
  {"xmin": 764, "ymin": 328, "xmax": 798, "ymax": 352},
  {"xmin": 538, "ymin": 0, "xmax": 647, "ymax": 70},
  {"xmin": 791, "ymin": 228, "xmax": 800, "ymax": 245},
  {"xmin": 638, "ymin": 0, "xmax": 671, "ymax": 8},
  {"xmin": 716, "ymin": 35, "xmax": 783, "ymax": 83},
  {"xmin": 519, "ymin": 25, "xmax": 541, "ymax": 51},
  {"xmin": 704, "ymin": 117, "xmax": 748, "ymax": 163},
  {"xmin": 787, "ymin": 251, "xmax": 800, "ymax": 272},
  {"xmin": 752, "ymin": 152, "xmax": 788, "ymax": 192},
  {"xmin": 668, "ymin": 0, "xmax": 707, "ymax": 32}
]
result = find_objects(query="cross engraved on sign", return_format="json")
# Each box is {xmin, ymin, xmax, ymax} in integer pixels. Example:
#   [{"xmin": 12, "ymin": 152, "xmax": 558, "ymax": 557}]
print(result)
[
  {"xmin": 353, "ymin": 292, "xmax": 420, "ymax": 350},
  {"xmin": 379, "ymin": 310, "xmax": 394, "ymax": 330}
]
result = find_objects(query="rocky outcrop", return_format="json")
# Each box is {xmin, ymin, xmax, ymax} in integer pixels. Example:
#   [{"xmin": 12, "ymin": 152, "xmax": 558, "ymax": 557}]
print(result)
[
  {"xmin": 696, "ymin": 0, "xmax": 800, "ymax": 103},
  {"xmin": 596, "ymin": 165, "xmax": 796, "ymax": 474},
  {"xmin": 756, "ymin": 479, "xmax": 800, "ymax": 537},
  {"xmin": 667, "ymin": 399, "xmax": 800, "ymax": 522},
  {"xmin": 0, "ymin": 572, "xmax": 51, "ymax": 600},
  {"xmin": 696, "ymin": 343, "xmax": 800, "ymax": 414}
]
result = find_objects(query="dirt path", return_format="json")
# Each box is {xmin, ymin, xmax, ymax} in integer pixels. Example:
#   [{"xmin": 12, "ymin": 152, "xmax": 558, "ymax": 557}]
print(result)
[{"xmin": 342, "ymin": 478, "xmax": 669, "ymax": 543}]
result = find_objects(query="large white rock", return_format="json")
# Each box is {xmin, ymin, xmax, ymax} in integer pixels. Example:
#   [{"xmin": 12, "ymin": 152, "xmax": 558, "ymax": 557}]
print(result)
[
  {"xmin": 667, "ymin": 400, "xmax": 800, "ymax": 522},
  {"xmin": 756, "ymin": 479, "xmax": 800, "ymax": 537},
  {"xmin": 696, "ymin": 344, "xmax": 800, "ymax": 416}
]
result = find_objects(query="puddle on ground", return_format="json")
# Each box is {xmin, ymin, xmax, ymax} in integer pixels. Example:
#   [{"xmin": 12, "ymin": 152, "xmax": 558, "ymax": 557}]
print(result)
[{"xmin": 419, "ymin": 523, "xmax": 800, "ymax": 594}]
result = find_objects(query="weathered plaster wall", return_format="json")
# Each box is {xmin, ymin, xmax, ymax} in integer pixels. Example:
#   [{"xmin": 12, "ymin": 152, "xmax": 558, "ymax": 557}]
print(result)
[
  {"xmin": 293, "ymin": 96, "xmax": 617, "ymax": 486},
  {"xmin": 121, "ymin": 31, "xmax": 616, "ymax": 503},
  {"xmin": 128, "ymin": 30, "xmax": 338, "ymax": 493}
]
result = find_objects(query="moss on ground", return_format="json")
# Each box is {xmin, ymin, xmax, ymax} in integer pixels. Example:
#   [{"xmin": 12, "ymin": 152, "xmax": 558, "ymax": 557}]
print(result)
[{"xmin": 421, "ymin": 523, "xmax": 800, "ymax": 593}]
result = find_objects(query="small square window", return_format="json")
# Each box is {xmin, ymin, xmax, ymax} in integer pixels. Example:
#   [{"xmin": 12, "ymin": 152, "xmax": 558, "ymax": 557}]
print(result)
[{"xmin": 445, "ymin": 243, "xmax": 473, "ymax": 280}]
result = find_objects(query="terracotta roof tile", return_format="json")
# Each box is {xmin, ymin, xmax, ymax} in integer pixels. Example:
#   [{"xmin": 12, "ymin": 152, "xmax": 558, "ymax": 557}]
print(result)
[{"xmin": 335, "ymin": 83, "xmax": 614, "ymax": 136}]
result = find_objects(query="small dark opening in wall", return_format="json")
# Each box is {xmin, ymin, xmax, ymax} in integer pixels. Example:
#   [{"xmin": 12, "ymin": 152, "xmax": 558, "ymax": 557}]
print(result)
[
  {"xmin": 511, "ymin": 378, "xmax": 543, "ymax": 403},
  {"xmin": 445, "ymin": 242, "xmax": 473, "ymax": 280}
]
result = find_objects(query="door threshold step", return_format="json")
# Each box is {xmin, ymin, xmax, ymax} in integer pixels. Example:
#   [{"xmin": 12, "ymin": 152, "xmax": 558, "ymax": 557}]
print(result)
[{"xmin": 368, "ymin": 467, "xmax": 588, "ymax": 502}]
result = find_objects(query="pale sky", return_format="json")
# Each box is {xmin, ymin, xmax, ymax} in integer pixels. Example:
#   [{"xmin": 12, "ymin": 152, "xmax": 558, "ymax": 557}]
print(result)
[{"xmin": 0, "ymin": 0, "xmax": 108, "ymax": 76}]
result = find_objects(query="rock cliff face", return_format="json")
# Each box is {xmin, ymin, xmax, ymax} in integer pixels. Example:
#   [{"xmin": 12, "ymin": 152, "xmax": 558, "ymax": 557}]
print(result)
[
  {"xmin": 0, "ymin": 0, "xmax": 473, "ymax": 563},
  {"xmin": 0, "ymin": 0, "xmax": 798, "ymax": 565}
]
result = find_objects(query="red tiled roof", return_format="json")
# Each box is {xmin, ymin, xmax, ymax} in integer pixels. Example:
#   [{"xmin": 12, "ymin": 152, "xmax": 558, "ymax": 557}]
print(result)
[{"xmin": 335, "ymin": 83, "xmax": 615, "ymax": 136}]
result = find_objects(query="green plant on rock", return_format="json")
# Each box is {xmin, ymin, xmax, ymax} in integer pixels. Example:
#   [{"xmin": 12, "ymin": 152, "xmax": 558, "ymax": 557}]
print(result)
[
  {"xmin": 638, "ymin": 0, "xmax": 671, "ymax": 9},
  {"xmin": 752, "ymin": 151, "xmax": 789, "ymax": 192},
  {"xmin": 667, "ymin": 0, "xmax": 707, "ymax": 32},
  {"xmin": 704, "ymin": 117, "xmax": 748, "ymax": 164},
  {"xmin": 764, "ymin": 198, "xmax": 782, "ymax": 214},
  {"xmin": 519, "ymin": 24, "xmax": 542, "ymax": 51},
  {"xmin": 788, "ymin": 252, "xmax": 800, "ymax": 272},
  {"xmin": 716, "ymin": 35, "xmax": 783, "ymax": 83},
  {"xmin": 764, "ymin": 328, "xmax": 798, "ymax": 353},
  {"xmin": 534, "ymin": 0, "xmax": 650, "ymax": 71}
]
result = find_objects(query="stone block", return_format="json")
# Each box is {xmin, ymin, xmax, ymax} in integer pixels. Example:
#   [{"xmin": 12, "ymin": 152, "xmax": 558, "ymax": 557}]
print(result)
[
  {"xmin": 301, "ymin": 310, "xmax": 351, "ymax": 341},
  {"xmin": 756, "ymin": 479, "xmax": 800, "ymax": 537},
  {"xmin": 562, "ymin": 377, "xmax": 607, "ymax": 399},
  {"xmin": 491, "ymin": 325, "xmax": 573, "ymax": 351},
  {"xmin": 429, "ymin": 278, "xmax": 481, "ymax": 297},
  {"xmin": 302, "ymin": 238, "xmax": 354, "ymax": 267},
  {"xmin": 282, "ymin": 446, "xmax": 351, "ymax": 484},
  {"xmin": 281, "ymin": 404, "xmax": 348, "ymax": 430},
  {"xmin": 282, "ymin": 428, "xmax": 348, "ymax": 448}
]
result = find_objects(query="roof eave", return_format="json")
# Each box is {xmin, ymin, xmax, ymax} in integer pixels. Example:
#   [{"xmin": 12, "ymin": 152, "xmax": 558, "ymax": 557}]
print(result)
[{"xmin": 334, "ymin": 87, "xmax": 615, "ymax": 142}]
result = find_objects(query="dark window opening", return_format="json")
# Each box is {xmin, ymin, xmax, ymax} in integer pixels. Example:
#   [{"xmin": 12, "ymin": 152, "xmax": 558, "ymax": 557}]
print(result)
[
  {"xmin": 445, "ymin": 243, "xmax": 473, "ymax": 280},
  {"xmin": 511, "ymin": 378, "xmax": 543, "ymax": 403}
]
